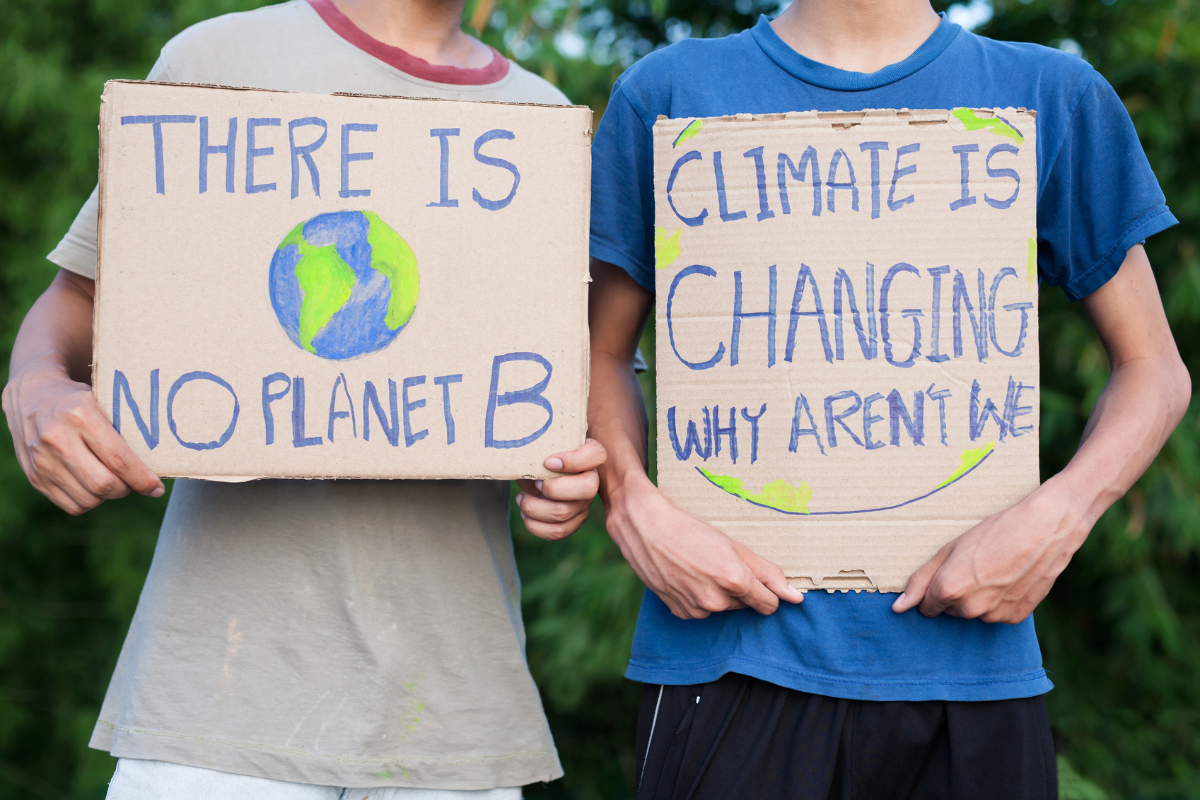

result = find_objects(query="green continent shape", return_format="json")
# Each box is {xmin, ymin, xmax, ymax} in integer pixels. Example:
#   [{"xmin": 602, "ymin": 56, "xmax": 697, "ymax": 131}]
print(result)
[
  {"xmin": 283, "ymin": 223, "xmax": 356, "ymax": 354},
  {"xmin": 363, "ymin": 211, "xmax": 419, "ymax": 331},
  {"xmin": 701, "ymin": 468, "xmax": 813, "ymax": 514},
  {"xmin": 674, "ymin": 119, "xmax": 702, "ymax": 147},
  {"xmin": 952, "ymin": 109, "xmax": 1024, "ymax": 143},
  {"xmin": 936, "ymin": 441, "xmax": 995, "ymax": 490},
  {"xmin": 655, "ymin": 227, "xmax": 682, "ymax": 269}
]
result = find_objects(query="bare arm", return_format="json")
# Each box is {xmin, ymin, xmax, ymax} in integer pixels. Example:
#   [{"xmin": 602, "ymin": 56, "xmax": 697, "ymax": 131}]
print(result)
[
  {"xmin": 589, "ymin": 259, "xmax": 804, "ymax": 618},
  {"xmin": 589, "ymin": 260, "xmax": 653, "ymax": 496},
  {"xmin": 3, "ymin": 269, "xmax": 164, "ymax": 514},
  {"xmin": 894, "ymin": 245, "xmax": 1191, "ymax": 622},
  {"xmin": 1070, "ymin": 245, "xmax": 1190, "ymax": 513},
  {"xmin": 11, "ymin": 269, "xmax": 95, "ymax": 384}
]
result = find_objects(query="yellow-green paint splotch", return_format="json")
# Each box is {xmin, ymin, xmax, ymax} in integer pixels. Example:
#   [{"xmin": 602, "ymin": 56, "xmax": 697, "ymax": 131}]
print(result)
[
  {"xmin": 1027, "ymin": 232, "xmax": 1038, "ymax": 288},
  {"xmin": 655, "ymin": 227, "xmax": 682, "ymax": 269},
  {"xmin": 952, "ymin": 109, "xmax": 1024, "ymax": 144},
  {"xmin": 673, "ymin": 119, "xmax": 703, "ymax": 148},
  {"xmin": 936, "ymin": 441, "xmax": 995, "ymax": 490},
  {"xmin": 701, "ymin": 468, "xmax": 813, "ymax": 514}
]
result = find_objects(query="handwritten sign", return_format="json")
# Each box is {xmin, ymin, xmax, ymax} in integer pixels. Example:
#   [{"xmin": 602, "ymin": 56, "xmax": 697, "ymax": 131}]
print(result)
[
  {"xmin": 96, "ymin": 81, "xmax": 591, "ymax": 479},
  {"xmin": 653, "ymin": 109, "xmax": 1039, "ymax": 591}
]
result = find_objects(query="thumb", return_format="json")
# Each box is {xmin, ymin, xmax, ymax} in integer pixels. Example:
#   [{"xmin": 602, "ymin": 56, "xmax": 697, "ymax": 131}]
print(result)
[
  {"xmin": 891, "ymin": 544, "xmax": 951, "ymax": 613},
  {"xmin": 545, "ymin": 438, "xmax": 607, "ymax": 474}
]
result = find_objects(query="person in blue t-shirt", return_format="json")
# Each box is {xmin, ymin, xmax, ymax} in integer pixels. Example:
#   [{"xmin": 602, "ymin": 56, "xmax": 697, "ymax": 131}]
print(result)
[{"xmin": 580, "ymin": 0, "xmax": 1191, "ymax": 796}]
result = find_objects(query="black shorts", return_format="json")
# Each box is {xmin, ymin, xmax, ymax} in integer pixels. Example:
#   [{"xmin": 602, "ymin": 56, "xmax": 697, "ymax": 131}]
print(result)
[{"xmin": 635, "ymin": 673, "xmax": 1057, "ymax": 800}]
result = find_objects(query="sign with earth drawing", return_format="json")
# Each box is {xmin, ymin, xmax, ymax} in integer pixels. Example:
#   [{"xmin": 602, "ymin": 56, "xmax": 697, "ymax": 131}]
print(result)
[
  {"xmin": 653, "ymin": 109, "xmax": 1040, "ymax": 592},
  {"xmin": 95, "ymin": 81, "xmax": 592, "ymax": 479}
]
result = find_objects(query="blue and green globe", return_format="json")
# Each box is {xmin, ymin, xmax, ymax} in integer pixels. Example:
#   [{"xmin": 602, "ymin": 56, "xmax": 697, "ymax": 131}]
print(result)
[{"xmin": 269, "ymin": 210, "xmax": 419, "ymax": 360}]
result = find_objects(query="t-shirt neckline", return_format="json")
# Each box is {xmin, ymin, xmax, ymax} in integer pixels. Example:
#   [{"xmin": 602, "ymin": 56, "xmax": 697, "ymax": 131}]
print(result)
[
  {"xmin": 308, "ymin": 0, "xmax": 510, "ymax": 86},
  {"xmin": 749, "ymin": 13, "xmax": 961, "ymax": 91}
]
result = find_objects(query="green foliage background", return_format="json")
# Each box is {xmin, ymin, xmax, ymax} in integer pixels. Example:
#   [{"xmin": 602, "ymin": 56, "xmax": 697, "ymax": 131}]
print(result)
[{"xmin": 0, "ymin": 0, "xmax": 1196, "ymax": 797}]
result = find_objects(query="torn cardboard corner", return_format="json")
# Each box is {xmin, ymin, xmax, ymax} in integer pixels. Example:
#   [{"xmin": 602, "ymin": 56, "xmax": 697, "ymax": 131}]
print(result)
[
  {"xmin": 95, "ymin": 80, "xmax": 592, "ymax": 480},
  {"xmin": 653, "ymin": 108, "xmax": 1040, "ymax": 592}
]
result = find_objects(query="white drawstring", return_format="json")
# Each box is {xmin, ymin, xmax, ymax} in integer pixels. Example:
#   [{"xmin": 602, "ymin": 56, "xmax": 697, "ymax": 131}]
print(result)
[{"xmin": 638, "ymin": 685, "xmax": 666, "ymax": 796}]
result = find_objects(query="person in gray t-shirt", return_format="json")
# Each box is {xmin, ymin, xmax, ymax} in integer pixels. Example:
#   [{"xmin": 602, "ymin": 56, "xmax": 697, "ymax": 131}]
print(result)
[{"xmin": 2, "ymin": 0, "xmax": 606, "ymax": 797}]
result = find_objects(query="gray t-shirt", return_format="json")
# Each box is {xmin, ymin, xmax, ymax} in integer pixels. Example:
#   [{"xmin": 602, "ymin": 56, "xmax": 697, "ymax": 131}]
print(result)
[{"xmin": 50, "ymin": 0, "xmax": 568, "ymax": 789}]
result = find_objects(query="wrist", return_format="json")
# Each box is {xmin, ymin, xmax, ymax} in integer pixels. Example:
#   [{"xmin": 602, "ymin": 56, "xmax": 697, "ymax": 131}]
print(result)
[
  {"xmin": 10, "ymin": 351, "xmax": 73, "ymax": 385},
  {"xmin": 599, "ymin": 459, "xmax": 654, "ymax": 509},
  {"xmin": 1038, "ymin": 471, "xmax": 1099, "ymax": 549},
  {"xmin": 598, "ymin": 460, "xmax": 658, "ymax": 542}
]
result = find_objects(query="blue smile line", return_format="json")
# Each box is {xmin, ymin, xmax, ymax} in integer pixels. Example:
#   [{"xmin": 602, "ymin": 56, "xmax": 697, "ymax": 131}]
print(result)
[{"xmin": 695, "ymin": 448, "xmax": 994, "ymax": 516}]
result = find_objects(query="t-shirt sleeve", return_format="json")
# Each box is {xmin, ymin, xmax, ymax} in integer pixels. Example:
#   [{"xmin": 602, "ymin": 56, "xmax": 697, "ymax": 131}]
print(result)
[
  {"xmin": 45, "ymin": 56, "xmax": 172, "ymax": 281},
  {"xmin": 46, "ymin": 185, "xmax": 101, "ymax": 279},
  {"xmin": 589, "ymin": 79, "xmax": 656, "ymax": 292},
  {"xmin": 1037, "ymin": 69, "xmax": 1177, "ymax": 301}
]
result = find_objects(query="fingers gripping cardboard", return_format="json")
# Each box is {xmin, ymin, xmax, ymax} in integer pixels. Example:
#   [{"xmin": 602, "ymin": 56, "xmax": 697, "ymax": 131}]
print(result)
[
  {"xmin": 652, "ymin": 109, "xmax": 1040, "ymax": 592},
  {"xmin": 95, "ymin": 81, "xmax": 591, "ymax": 480}
]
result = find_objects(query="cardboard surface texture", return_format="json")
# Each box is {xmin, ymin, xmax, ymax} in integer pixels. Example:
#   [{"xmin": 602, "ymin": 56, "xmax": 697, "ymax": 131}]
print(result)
[
  {"xmin": 96, "ymin": 81, "xmax": 591, "ymax": 480},
  {"xmin": 653, "ymin": 109, "xmax": 1039, "ymax": 592}
]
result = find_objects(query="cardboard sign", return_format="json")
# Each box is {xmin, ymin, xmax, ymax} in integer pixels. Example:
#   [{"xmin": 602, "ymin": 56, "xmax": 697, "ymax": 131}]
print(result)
[
  {"xmin": 95, "ymin": 80, "xmax": 591, "ymax": 480},
  {"xmin": 653, "ymin": 109, "xmax": 1039, "ymax": 592}
]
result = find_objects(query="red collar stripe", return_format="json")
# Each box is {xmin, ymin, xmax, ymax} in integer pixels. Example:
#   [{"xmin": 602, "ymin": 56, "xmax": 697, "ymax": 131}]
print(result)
[{"xmin": 308, "ymin": 0, "xmax": 510, "ymax": 86}]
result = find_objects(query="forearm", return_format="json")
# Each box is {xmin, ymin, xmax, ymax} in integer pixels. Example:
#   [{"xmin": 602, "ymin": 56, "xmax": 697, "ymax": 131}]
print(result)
[
  {"xmin": 1057, "ymin": 353, "xmax": 1190, "ymax": 532},
  {"xmin": 587, "ymin": 258, "xmax": 657, "ymax": 509},
  {"xmin": 10, "ymin": 270, "xmax": 95, "ymax": 385},
  {"xmin": 1057, "ymin": 245, "xmax": 1192, "ymax": 535},
  {"xmin": 589, "ymin": 348, "xmax": 653, "ymax": 508}
]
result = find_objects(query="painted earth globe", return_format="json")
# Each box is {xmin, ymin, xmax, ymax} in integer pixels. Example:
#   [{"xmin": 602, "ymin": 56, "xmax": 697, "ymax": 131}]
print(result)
[{"xmin": 269, "ymin": 210, "xmax": 419, "ymax": 360}]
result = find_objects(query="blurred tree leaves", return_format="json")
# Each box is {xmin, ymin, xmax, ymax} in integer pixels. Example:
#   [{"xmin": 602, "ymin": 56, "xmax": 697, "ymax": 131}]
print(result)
[{"xmin": 1, "ymin": 0, "xmax": 1198, "ymax": 798}]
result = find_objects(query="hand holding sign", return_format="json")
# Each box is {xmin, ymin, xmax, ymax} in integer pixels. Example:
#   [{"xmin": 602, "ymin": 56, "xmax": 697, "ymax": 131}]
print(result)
[
  {"xmin": 603, "ymin": 473, "xmax": 805, "ymax": 618},
  {"xmin": 891, "ymin": 474, "xmax": 1084, "ymax": 623},
  {"xmin": 6, "ymin": 372, "xmax": 162, "ymax": 514},
  {"xmin": 516, "ymin": 438, "xmax": 607, "ymax": 539},
  {"xmin": 3, "ymin": 270, "xmax": 165, "ymax": 515}
]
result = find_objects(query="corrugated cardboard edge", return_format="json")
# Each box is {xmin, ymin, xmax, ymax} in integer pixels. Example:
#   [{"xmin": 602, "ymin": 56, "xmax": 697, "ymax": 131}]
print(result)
[
  {"xmin": 790, "ymin": 572, "xmax": 882, "ymax": 594},
  {"xmin": 578, "ymin": 109, "xmax": 595, "ymax": 454},
  {"xmin": 171, "ymin": 472, "xmax": 543, "ymax": 482},
  {"xmin": 94, "ymin": 80, "xmax": 593, "ymax": 482},
  {"xmin": 652, "ymin": 106, "xmax": 1037, "ymax": 593},
  {"xmin": 93, "ymin": 84, "xmax": 118, "ymax": 392},
  {"xmin": 102, "ymin": 79, "xmax": 593, "ymax": 111},
  {"xmin": 653, "ymin": 107, "xmax": 1037, "ymax": 126}
]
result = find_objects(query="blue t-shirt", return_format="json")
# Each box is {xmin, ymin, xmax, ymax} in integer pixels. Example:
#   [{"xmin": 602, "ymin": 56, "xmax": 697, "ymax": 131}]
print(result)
[{"xmin": 589, "ymin": 15, "xmax": 1176, "ymax": 701}]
